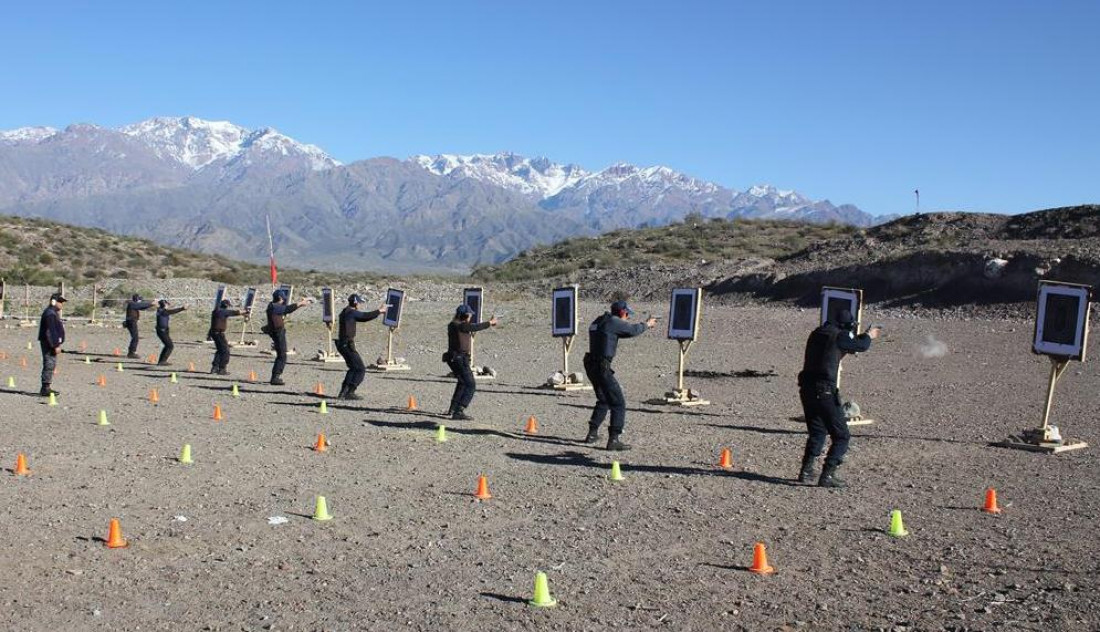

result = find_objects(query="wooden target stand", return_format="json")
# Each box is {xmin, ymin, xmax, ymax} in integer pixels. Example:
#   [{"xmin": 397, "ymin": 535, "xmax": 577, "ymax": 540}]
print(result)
[
  {"xmin": 469, "ymin": 335, "xmax": 495, "ymax": 380},
  {"xmin": 368, "ymin": 326, "xmax": 411, "ymax": 372},
  {"xmin": 314, "ymin": 322, "xmax": 343, "ymax": 363},
  {"xmin": 649, "ymin": 339, "xmax": 710, "ymax": 406},
  {"xmin": 230, "ymin": 314, "xmax": 259, "ymax": 348},
  {"xmin": 541, "ymin": 335, "xmax": 591, "ymax": 391},
  {"xmin": 993, "ymin": 356, "xmax": 1087, "ymax": 454}
]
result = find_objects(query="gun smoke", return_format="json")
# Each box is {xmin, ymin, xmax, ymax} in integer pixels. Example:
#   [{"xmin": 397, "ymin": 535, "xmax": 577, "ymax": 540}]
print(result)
[{"xmin": 917, "ymin": 334, "xmax": 948, "ymax": 359}]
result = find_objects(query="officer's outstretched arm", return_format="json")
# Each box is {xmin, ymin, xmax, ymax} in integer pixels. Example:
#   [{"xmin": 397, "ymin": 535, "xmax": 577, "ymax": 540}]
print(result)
[{"xmin": 837, "ymin": 331, "xmax": 872, "ymax": 353}]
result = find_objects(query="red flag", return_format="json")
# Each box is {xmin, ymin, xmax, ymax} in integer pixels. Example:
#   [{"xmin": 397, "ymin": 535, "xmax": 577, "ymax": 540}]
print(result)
[{"xmin": 269, "ymin": 255, "xmax": 278, "ymax": 285}]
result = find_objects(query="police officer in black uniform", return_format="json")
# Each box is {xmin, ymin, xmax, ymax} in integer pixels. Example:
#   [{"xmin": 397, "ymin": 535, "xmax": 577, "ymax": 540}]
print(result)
[
  {"xmin": 155, "ymin": 299, "xmax": 187, "ymax": 366},
  {"xmin": 335, "ymin": 294, "xmax": 387, "ymax": 400},
  {"xmin": 123, "ymin": 294, "xmax": 155, "ymax": 358},
  {"xmin": 209, "ymin": 299, "xmax": 248, "ymax": 375},
  {"xmin": 796, "ymin": 309, "xmax": 881, "ymax": 487},
  {"xmin": 265, "ymin": 289, "xmax": 311, "ymax": 386},
  {"xmin": 38, "ymin": 292, "xmax": 66, "ymax": 396},
  {"xmin": 582, "ymin": 300, "xmax": 657, "ymax": 451},
  {"xmin": 445, "ymin": 304, "xmax": 498, "ymax": 420}
]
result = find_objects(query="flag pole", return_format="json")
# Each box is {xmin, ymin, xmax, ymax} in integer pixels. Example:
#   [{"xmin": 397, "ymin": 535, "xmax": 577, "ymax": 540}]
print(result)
[{"xmin": 266, "ymin": 214, "xmax": 277, "ymax": 289}]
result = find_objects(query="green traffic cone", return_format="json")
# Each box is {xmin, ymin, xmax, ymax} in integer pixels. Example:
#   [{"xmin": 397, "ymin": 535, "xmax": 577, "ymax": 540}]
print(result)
[
  {"xmin": 312, "ymin": 495, "xmax": 332, "ymax": 521},
  {"xmin": 6, "ymin": 376, "xmax": 14, "ymax": 388},
  {"xmin": 26, "ymin": 341, "xmax": 32, "ymax": 350},
  {"xmin": 116, "ymin": 362, "xmax": 124, "ymax": 372},
  {"xmin": 179, "ymin": 444, "xmax": 193, "ymax": 464},
  {"xmin": 888, "ymin": 509, "xmax": 909, "ymax": 537},
  {"xmin": 170, "ymin": 372, "xmax": 178, "ymax": 384},
  {"xmin": 48, "ymin": 392, "xmax": 58, "ymax": 406},
  {"xmin": 528, "ymin": 571, "xmax": 558, "ymax": 607},
  {"xmin": 84, "ymin": 356, "xmax": 91, "ymax": 364},
  {"xmin": 97, "ymin": 410, "xmax": 110, "ymax": 426},
  {"xmin": 231, "ymin": 383, "xmax": 240, "ymax": 397},
  {"xmin": 319, "ymin": 400, "xmax": 328, "ymax": 414},
  {"xmin": 609, "ymin": 460, "xmax": 624, "ymax": 481},
  {"xmin": 435, "ymin": 424, "xmax": 448, "ymax": 442}
]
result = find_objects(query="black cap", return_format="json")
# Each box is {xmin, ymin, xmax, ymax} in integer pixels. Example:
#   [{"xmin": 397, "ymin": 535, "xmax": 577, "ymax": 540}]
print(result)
[
  {"xmin": 220, "ymin": 299, "xmax": 231, "ymax": 308},
  {"xmin": 348, "ymin": 293, "xmax": 363, "ymax": 305},
  {"xmin": 50, "ymin": 292, "xmax": 67, "ymax": 303},
  {"xmin": 158, "ymin": 299, "xmax": 168, "ymax": 308},
  {"xmin": 272, "ymin": 290, "xmax": 284, "ymax": 301},
  {"xmin": 456, "ymin": 304, "xmax": 473, "ymax": 317},
  {"xmin": 837, "ymin": 309, "xmax": 855, "ymax": 327},
  {"xmin": 132, "ymin": 294, "xmax": 141, "ymax": 301},
  {"xmin": 610, "ymin": 300, "xmax": 634, "ymax": 316}
]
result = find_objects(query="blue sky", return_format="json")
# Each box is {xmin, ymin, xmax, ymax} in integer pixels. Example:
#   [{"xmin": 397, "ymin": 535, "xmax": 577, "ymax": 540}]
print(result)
[{"xmin": 2, "ymin": 1, "xmax": 1097, "ymax": 216}]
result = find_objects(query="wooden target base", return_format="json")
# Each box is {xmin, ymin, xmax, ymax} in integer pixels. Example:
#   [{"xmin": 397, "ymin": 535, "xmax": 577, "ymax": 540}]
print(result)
[
  {"xmin": 993, "ymin": 431, "xmax": 1088, "ymax": 454},
  {"xmin": 368, "ymin": 362, "xmax": 411, "ymax": 372},
  {"xmin": 313, "ymin": 352, "xmax": 344, "ymax": 363},
  {"xmin": 230, "ymin": 340, "xmax": 259, "ymax": 348},
  {"xmin": 547, "ymin": 382, "xmax": 592, "ymax": 392},
  {"xmin": 790, "ymin": 415, "xmax": 875, "ymax": 426},
  {"xmin": 649, "ymin": 390, "xmax": 710, "ymax": 407}
]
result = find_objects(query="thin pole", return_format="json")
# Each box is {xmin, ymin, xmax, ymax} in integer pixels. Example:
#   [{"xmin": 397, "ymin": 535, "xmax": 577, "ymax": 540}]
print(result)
[
  {"xmin": 1040, "ymin": 357, "xmax": 1069, "ymax": 431},
  {"xmin": 326, "ymin": 323, "xmax": 334, "ymax": 357},
  {"xmin": 91, "ymin": 285, "xmax": 98, "ymax": 323},
  {"xmin": 387, "ymin": 327, "xmax": 395, "ymax": 365},
  {"xmin": 562, "ymin": 336, "xmax": 571, "ymax": 375},
  {"xmin": 266, "ymin": 214, "xmax": 276, "ymax": 290},
  {"xmin": 676, "ymin": 340, "xmax": 688, "ymax": 392}
]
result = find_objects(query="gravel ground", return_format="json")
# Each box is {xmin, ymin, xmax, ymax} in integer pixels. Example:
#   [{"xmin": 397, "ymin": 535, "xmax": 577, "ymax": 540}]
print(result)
[{"xmin": 0, "ymin": 298, "xmax": 1097, "ymax": 631}]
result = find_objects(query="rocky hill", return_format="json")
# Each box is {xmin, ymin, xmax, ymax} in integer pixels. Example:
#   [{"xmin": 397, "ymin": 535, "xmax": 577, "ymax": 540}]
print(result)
[{"xmin": 477, "ymin": 206, "xmax": 1100, "ymax": 308}]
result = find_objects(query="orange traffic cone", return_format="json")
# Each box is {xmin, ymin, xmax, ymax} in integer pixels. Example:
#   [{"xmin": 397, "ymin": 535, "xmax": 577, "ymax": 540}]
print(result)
[
  {"xmin": 213, "ymin": 404, "xmax": 224, "ymax": 421},
  {"xmin": 149, "ymin": 388, "xmax": 160, "ymax": 404},
  {"xmin": 80, "ymin": 341, "xmax": 87, "ymax": 352},
  {"xmin": 147, "ymin": 354, "xmax": 156, "ymax": 364},
  {"xmin": 718, "ymin": 448, "xmax": 733, "ymax": 469},
  {"xmin": 407, "ymin": 394, "xmax": 418, "ymax": 411},
  {"xmin": 19, "ymin": 357, "xmax": 27, "ymax": 368},
  {"xmin": 983, "ymin": 488, "xmax": 1003, "ymax": 514},
  {"xmin": 474, "ymin": 475, "xmax": 492, "ymax": 500},
  {"xmin": 105, "ymin": 518, "xmax": 128, "ymax": 548},
  {"xmin": 188, "ymin": 361, "xmax": 195, "ymax": 372},
  {"xmin": 314, "ymin": 382, "xmax": 325, "ymax": 396},
  {"xmin": 113, "ymin": 348, "xmax": 121, "ymax": 357},
  {"xmin": 13, "ymin": 453, "xmax": 30, "ymax": 476},
  {"xmin": 749, "ymin": 542, "xmax": 775, "ymax": 575},
  {"xmin": 97, "ymin": 375, "xmax": 107, "ymax": 387},
  {"xmin": 248, "ymin": 370, "xmax": 257, "ymax": 382},
  {"xmin": 314, "ymin": 433, "xmax": 328, "ymax": 452},
  {"xmin": 524, "ymin": 415, "xmax": 538, "ymax": 435}
]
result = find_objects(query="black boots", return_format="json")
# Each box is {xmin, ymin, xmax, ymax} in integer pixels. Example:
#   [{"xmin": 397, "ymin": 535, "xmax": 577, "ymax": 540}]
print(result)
[
  {"xmin": 798, "ymin": 456, "xmax": 816, "ymax": 483},
  {"xmin": 127, "ymin": 352, "xmax": 140, "ymax": 359},
  {"xmin": 818, "ymin": 463, "xmax": 846, "ymax": 488},
  {"xmin": 452, "ymin": 407, "xmax": 473, "ymax": 421},
  {"xmin": 582, "ymin": 427, "xmax": 600, "ymax": 444},
  {"xmin": 39, "ymin": 384, "xmax": 57, "ymax": 397},
  {"xmin": 606, "ymin": 433, "xmax": 631, "ymax": 451},
  {"xmin": 270, "ymin": 377, "xmax": 285, "ymax": 386}
]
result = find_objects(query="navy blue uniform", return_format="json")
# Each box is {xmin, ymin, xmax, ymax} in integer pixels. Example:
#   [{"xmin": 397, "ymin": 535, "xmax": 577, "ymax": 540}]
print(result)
[
  {"xmin": 123, "ymin": 299, "xmax": 155, "ymax": 357},
  {"xmin": 265, "ymin": 301, "xmax": 301, "ymax": 383},
  {"xmin": 336, "ymin": 306, "xmax": 382, "ymax": 397},
  {"xmin": 446, "ymin": 319, "xmax": 491, "ymax": 412},
  {"xmin": 797, "ymin": 321, "xmax": 873, "ymax": 468},
  {"xmin": 583, "ymin": 312, "xmax": 647, "ymax": 436},
  {"xmin": 38, "ymin": 305, "xmax": 65, "ymax": 390},
  {"xmin": 209, "ymin": 306, "xmax": 244, "ymax": 374},
  {"xmin": 155, "ymin": 306, "xmax": 185, "ymax": 365}
]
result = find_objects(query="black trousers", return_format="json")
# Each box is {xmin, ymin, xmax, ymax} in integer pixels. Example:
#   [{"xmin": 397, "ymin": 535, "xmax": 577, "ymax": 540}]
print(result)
[
  {"xmin": 799, "ymin": 380, "xmax": 850, "ymax": 467},
  {"xmin": 40, "ymin": 341, "xmax": 57, "ymax": 387},
  {"xmin": 124, "ymin": 320, "xmax": 140, "ymax": 355},
  {"xmin": 210, "ymin": 330, "xmax": 231, "ymax": 370},
  {"xmin": 156, "ymin": 327, "xmax": 174, "ymax": 364},
  {"xmin": 269, "ymin": 328, "xmax": 288, "ymax": 380},
  {"xmin": 447, "ymin": 353, "xmax": 476, "ymax": 409},
  {"xmin": 336, "ymin": 339, "xmax": 366, "ymax": 391},
  {"xmin": 584, "ymin": 353, "xmax": 626, "ymax": 434}
]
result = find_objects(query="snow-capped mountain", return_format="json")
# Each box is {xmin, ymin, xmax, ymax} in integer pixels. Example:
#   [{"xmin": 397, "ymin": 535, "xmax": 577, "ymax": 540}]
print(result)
[
  {"xmin": 0, "ymin": 126, "xmax": 59, "ymax": 145},
  {"xmin": 120, "ymin": 116, "xmax": 340, "ymax": 171},
  {"xmin": 413, "ymin": 152, "xmax": 588, "ymax": 198}
]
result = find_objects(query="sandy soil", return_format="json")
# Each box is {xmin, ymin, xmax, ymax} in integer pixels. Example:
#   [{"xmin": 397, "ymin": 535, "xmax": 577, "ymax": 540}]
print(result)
[{"xmin": 0, "ymin": 299, "xmax": 1097, "ymax": 631}]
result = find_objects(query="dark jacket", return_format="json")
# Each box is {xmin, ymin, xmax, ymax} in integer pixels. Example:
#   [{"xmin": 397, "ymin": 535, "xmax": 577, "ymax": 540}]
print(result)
[
  {"xmin": 447, "ymin": 319, "xmax": 491, "ymax": 355},
  {"xmin": 125, "ymin": 300, "xmax": 155, "ymax": 322},
  {"xmin": 587, "ymin": 312, "xmax": 646, "ymax": 360},
  {"xmin": 266, "ymin": 302, "xmax": 300, "ymax": 331},
  {"xmin": 797, "ymin": 321, "xmax": 872, "ymax": 387},
  {"xmin": 210, "ymin": 307, "xmax": 244, "ymax": 333},
  {"xmin": 338, "ymin": 306, "xmax": 382, "ymax": 341},
  {"xmin": 156, "ymin": 307, "xmax": 185, "ymax": 330},
  {"xmin": 38, "ymin": 305, "xmax": 65, "ymax": 349}
]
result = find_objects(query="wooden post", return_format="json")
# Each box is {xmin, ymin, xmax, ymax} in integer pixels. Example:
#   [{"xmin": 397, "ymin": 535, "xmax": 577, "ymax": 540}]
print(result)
[
  {"xmin": 386, "ymin": 327, "xmax": 396, "ymax": 365},
  {"xmin": 23, "ymin": 284, "xmax": 30, "ymax": 320},
  {"xmin": 676, "ymin": 340, "xmax": 691, "ymax": 392},
  {"xmin": 0, "ymin": 279, "xmax": 5, "ymax": 319},
  {"xmin": 90, "ymin": 285, "xmax": 99, "ymax": 324},
  {"xmin": 562, "ymin": 336, "xmax": 572, "ymax": 376},
  {"xmin": 1040, "ymin": 357, "xmax": 1070, "ymax": 434},
  {"xmin": 326, "ymin": 323, "xmax": 334, "ymax": 357}
]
